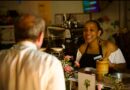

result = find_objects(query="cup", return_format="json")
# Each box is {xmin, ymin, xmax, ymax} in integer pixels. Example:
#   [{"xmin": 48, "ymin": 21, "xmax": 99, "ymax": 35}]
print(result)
[{"xmin": 96, "ymin": 59, "xmax": 109, "ymax": 82}]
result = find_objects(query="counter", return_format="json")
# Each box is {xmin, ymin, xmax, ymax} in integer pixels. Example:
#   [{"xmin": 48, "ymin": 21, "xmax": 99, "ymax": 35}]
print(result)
[{"xmin": 67, "ymin": 68, "xmax": 130, "ymax": 90}]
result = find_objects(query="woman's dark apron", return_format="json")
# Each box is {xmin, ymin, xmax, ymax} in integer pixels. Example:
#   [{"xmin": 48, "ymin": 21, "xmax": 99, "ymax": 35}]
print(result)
[{"xmin": 79, "ymin": 45, "xmax": 103, "ymax": 68}]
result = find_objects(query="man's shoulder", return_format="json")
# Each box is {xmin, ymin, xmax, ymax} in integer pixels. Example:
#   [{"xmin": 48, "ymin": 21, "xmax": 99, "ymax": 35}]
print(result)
[
  {"xmin": 0, "ymin": 49, "xmax": 9, "ymax": 55},
  {"xmin": 34, "ymin": 50, "xmax": 60, "ymax": 63}
]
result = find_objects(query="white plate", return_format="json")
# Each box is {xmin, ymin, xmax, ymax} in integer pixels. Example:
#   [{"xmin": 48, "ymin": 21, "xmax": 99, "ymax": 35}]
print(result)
[{"xmin": 84, "ymin": 67, "xmax": 96, "ymax": 73}]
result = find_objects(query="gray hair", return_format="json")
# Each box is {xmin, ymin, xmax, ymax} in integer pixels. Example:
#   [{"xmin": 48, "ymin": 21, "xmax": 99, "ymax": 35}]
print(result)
[{"xmin": 14, "ymin": 14, "xmax": 45, "ymax": 42}]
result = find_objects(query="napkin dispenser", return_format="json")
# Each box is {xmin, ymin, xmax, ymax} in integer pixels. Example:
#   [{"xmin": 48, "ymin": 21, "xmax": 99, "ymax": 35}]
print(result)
[{"xmin": 78, "ymin": 69, "xmax": 96, "ymax": 90}]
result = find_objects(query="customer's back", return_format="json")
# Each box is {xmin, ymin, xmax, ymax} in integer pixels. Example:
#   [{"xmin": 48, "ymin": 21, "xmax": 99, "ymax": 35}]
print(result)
[{"xmin": 0, "ymin": 14, "xmax": 65, "ymax": 90}]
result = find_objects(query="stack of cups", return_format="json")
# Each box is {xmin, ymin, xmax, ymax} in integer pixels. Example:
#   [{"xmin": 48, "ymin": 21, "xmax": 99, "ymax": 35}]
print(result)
[{"xmin": 96, "ymin": 58, "xmax": 109, "ymax": 82}]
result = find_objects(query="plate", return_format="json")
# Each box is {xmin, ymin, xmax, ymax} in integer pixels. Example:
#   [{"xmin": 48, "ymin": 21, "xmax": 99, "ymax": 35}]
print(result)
[
  {"xmin": 84, "ymin": 67, "xmax": 96, "ymax": 73},
  {"xmin": 51, "ymin": 47, "xmax": 63, "ymax": 52}
]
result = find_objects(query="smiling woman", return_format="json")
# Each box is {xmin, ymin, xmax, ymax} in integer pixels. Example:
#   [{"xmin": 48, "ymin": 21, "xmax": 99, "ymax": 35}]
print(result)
[{"xmin": 75, "ymin": 20, "xmax": 126, "ymax": 72}]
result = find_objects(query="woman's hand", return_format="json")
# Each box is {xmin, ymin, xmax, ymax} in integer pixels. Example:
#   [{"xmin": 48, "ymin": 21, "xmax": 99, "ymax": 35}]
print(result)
[{"xmin": 74, "ymin": 61, "xmax": 80, "ymax": 68}]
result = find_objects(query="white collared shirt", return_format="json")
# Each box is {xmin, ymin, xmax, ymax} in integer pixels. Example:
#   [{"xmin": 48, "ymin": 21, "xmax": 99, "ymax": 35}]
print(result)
[{"xmin": 0, "ymin": 41, "xmax": 65, "ymax": 90}]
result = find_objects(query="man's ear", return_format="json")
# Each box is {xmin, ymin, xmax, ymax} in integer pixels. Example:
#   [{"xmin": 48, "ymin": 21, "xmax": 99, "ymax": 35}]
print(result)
[
  {"xmin": 37, "ymin": 32, "xmax": 44, "ymax": 42},
  {"xmin": 36, "ymin": 32, "xmax": 44, "ymax": 48}
]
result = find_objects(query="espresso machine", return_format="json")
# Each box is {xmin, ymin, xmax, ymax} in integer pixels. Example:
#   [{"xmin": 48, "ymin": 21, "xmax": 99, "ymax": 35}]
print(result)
[{"xmin": 46, "ymin": 26, "xmax": 66, "ymax": 60}]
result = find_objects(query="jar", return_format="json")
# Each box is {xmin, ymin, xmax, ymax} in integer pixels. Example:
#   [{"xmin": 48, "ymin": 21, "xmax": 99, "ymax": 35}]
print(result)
[{"xmin": 96, "ymin": 59, "xmax": 109, "ymax": 82}]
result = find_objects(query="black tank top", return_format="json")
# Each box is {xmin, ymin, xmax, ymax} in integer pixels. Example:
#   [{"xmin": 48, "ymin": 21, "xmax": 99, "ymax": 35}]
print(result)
[{"xmin": 79, "ymin": 44, "xmax": 103, "ymax": 68}]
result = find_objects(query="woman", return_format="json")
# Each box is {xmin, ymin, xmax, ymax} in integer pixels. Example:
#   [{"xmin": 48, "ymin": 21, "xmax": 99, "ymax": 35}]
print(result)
[{"xmin": 75, "ymin": 20, "xmax": 126, "ymax": 71}]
